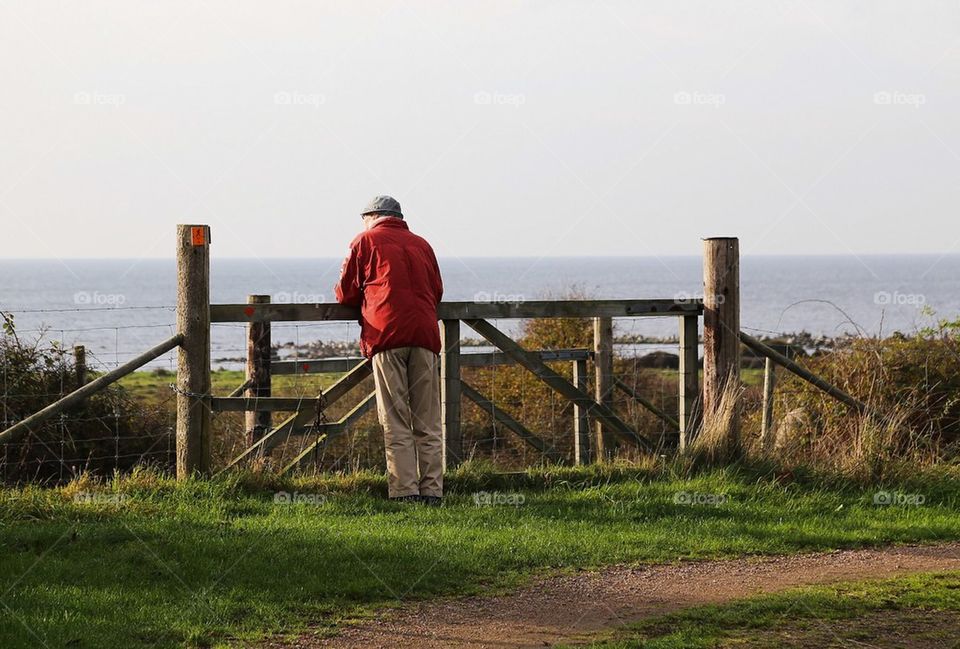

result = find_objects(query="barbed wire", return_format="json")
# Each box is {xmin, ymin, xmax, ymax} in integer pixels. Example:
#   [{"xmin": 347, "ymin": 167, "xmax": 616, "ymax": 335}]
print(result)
[
  {"xmin": 12, "ymin": 323, "xmax": 177, "ymax": 335},
  {"xmin": 17, "ymin": 450, "xmax": 172, "ymax": 466},
  {"xmin": 741, "ymin": 324, "xmax": 826, "ymax": 339},
  {"xmin": 2, "ymin": 306, "xmax": 176, "ymax": 314}
]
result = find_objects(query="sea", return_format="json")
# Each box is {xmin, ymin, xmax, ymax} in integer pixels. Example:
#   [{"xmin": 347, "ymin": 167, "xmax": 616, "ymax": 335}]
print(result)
[{"xmin": 1, "ymin": 255, "xmax": 958, "ymax": 372}]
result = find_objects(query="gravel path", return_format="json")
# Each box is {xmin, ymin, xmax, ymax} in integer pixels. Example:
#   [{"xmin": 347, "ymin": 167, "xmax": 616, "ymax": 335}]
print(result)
[{"xmin": 266, "ymin": 542, "xmax": 960, "ymax": 648}]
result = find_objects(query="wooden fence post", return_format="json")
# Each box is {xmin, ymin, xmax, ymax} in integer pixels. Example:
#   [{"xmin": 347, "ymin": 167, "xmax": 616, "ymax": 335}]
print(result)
[
  {"xmin": 176, "ymin": 224, "xmax": 212, "ymax": 478},
  {"xmin": 594, "ymin": 316, "xmax": 615, "ymax": 460},
  {"xmin": 573, "ymin": 358, "xmax": 591, "ymax": 464},
  {"xmin": 760, "ymin": 357, "xmax": 776, "ymax": 451},
  {"xmin": 678, "ymin": 315, "xmax": 700, "ymax": 450},
  {"xmin": 702, "ymin": 237, "xmax": 741, "ymax": 450},
  {"xmin": 73, "ymin": 345, "xmax": 87, "ymax": 390},
  {"xmin": 441, "ymin": 319, "xmax": 462, "ymax": 469},
  {"xmin": 245, "ymin": 295, "xmax": 272, "ymax": 445}
]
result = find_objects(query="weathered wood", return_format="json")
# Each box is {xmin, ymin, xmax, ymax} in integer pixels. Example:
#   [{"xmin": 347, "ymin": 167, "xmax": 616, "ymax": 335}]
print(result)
[
  {"xmin": 614, "ymin": 378, "xmax": 680, "ymax": 431},
  {"xmin": 678, "ymin": 314, "xmax": 701, "ymax": 449},
  {"xmin": 573, "ymin": 359, "xmax": 591, "ymax": 465},
  {"xmin": 228, "ymin": 379, "xmax": 253, "ymax": 398},
  {"xmin": 271, "ymin": 349, "xmax": 593, "ymax": 375},
  {"xmin": 245, "ymin": 295, "xmax": 272, "ymax": 445},
  {"xmin": 441, "ymin": 319, "xmax": 463, "ymax": 469},
  {"xmin": 211, "ymin": 396, "xmax": 325, "ymax": 412},
  {"xmin": 244, "ymin": 295, "xmax": 273, "ymax": 444},
  {"xmin": 288, "ymin": 393, "xmax": 376, "ymax": 435},
  {"xmin": 740, "ymin": 332, "xmax": 870, "ymax": 415},
  {"xmin": 444, "ymin": 299, "xmax": 701, "ymax": 319},
  {"xmin": 210, "ymin": 299, "xmax": 703, "ymax": 323},
  {"xmin": 461, "ymin": 349, "xmax": 592, "ymax": 367},
  {"xmin": 282, "ymin": 391, "xmax": 377, "ymax": 474},
  {"xmin": 760, "ymin": 357, "xmax": 776, "ymax": 451},
  {"xmin": 702, "ymin": 237, "xmax": 741, "ymax": 451},
  {"xmin": 73, "ymin": 345, "xmax": 87, "ymax": 390},
  {"xmin": 175, "ymin": 224, "xmax": 212, "ymax": 478},
  {"xmin": 461, "ymin": 380, "xmax": 562, "ymax": 462},
  {"xmin": 219, "ymin": 359, "xmax": 372, "ymax": 471},
  {"xmin": 272, "ymin": 357, "xmax": 366, "ymax": 375},
  {"xmin": 463, "ymin": 318, "xmax": 654, "ymax": 452},
  {"xmin": 304, "ymin": 359, "xmax": 372, "ymax": 405},
  {"xmin": 0, "ymin": 335, "xmax": 183, "ymax": 445},
  {"xmin": 594, "ymin": 316, "xmax": 615, "ymax": 460}
]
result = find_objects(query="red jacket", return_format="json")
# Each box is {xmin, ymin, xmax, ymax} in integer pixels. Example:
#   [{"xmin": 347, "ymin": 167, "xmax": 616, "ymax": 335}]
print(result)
[{"xmin": 335, "ymin": 218, "xmax": 443, "ymax": 358}]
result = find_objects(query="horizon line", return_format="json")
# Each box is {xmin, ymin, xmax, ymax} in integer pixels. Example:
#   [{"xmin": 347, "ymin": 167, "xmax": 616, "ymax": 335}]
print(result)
[{"xmin": 2, "ymin": 252, "xmax": 960, "ymax": 261}]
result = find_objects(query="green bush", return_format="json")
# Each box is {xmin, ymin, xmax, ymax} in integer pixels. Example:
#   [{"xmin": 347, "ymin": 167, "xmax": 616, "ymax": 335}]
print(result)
[{"xmin": 0, "ymin": 313, "xmax": 172, "ymax": 484}]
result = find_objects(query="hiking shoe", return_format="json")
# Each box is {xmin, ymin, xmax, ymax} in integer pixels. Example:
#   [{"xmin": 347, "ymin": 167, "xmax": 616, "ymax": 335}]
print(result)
[
  {"xmin": 420, "ymin": 496, "xmax": 442, "ymax": 507},
  {"xmin": 390, "ymin": 495, "xmax": 420, "ymax": 504}
]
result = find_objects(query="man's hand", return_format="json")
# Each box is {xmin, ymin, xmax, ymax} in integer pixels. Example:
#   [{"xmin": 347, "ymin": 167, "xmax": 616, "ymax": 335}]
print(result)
[{"xmin": 334, "ymin": 242, "xmax": 363, "ymax": 306}]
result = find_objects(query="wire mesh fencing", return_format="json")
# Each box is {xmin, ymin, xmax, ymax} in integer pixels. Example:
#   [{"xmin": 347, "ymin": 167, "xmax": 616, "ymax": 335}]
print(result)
[{"xmin": 3, "ymin": 305, "xmax": 848, "ymax": 483}]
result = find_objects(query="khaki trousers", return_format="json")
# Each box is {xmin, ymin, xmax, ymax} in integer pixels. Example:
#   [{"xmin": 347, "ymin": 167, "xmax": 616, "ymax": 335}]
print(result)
[{"xmin": 371, "ymin": 347, "xmax": 443, "ymax": 498}]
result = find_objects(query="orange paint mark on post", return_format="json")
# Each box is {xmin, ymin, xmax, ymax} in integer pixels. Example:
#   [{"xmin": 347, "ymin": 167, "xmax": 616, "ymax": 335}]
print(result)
[{"xmin": 191, "ymin": 226, "xmax": 206, "ymax": 246}]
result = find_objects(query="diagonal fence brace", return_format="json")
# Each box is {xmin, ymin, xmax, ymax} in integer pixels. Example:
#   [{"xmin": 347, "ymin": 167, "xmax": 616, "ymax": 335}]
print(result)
[
  {"xmin": 461, "ymin": 380, "xmax": 562, "ymax": 462},
  {"xmin": 462, "ymin": 318, "xmax": 654, "ymax": 452},
  {"xmin": 220, "ymin": 359, "xmax": 372, "ymax": 473}
]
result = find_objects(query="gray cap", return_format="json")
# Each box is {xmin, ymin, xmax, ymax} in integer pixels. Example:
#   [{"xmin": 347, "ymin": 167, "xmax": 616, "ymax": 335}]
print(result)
[{"xmin": 361, "ymin": 195, "xmax": 403, "ymax": 218}]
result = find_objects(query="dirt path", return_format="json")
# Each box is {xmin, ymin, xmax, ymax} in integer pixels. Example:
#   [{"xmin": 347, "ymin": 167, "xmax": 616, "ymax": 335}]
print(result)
[{"xmin": 273, "ymin": 543, "xmax": 960, "ymax": 648}]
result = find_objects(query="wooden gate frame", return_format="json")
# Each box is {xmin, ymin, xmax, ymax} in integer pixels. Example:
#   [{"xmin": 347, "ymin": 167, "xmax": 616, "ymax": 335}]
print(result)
[{"xmin": 173, "ymin": 225, "xmax": 706, "ymax": 476}]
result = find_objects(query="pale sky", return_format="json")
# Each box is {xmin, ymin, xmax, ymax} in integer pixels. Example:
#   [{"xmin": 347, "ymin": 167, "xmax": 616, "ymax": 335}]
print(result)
[{"xmin": 1, "ymin": 1, "xmax": 958, "ymax": 260}]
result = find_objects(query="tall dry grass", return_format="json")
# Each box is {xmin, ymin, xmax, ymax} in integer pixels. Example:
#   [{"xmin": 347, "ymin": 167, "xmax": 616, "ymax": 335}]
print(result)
[
  {"xmin": 735, "ymin": 328, "xmax": 959, "ymax": 482},
  {"xmin": 686, "ymin": 377, "xmax": 743, "ymax": 468}
]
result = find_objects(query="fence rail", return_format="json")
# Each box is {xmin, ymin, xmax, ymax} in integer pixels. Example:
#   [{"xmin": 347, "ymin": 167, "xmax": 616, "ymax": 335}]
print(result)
[
  {"xmin": 210, "ymin": 299, "xmax": 702, "ymax": 323},
  {"xmin": 270, "ymin": 349, "xmax": 595, "ymax": 376}
]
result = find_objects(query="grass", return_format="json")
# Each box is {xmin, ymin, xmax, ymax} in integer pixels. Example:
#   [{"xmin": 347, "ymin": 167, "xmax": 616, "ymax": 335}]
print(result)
[
  {"xmin": 573, "ymin": 571, "xmax": 960, "ymax": 648},
  {"xmin": 117, "ymin": 370, "xmax": 342, "ymax": 405},
  {"xmin": 1, "ymin": 463, "xmax": 959, "ymax": 648},
  {"xmin": 656, "ymin": 368, "xmax": 764, "ymax": 387}
]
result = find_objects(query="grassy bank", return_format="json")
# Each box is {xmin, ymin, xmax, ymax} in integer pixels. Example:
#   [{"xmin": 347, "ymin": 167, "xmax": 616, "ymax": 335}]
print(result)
[
  {"xmin": 1, "ymin": 463, "xmax": 959, "ymax": 648},
  {"xmin": 577, "ymin": 571, "xmax": 960, "ymax": 648}
]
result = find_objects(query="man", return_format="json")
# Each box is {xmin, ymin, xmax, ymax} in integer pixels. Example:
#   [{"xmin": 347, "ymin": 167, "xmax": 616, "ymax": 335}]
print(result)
[{"xmin": 334, "ymin": 195, "xmax": 445, "ymax": 505}]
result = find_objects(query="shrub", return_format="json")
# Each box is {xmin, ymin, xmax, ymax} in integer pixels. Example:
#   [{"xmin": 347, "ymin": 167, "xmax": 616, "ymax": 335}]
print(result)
[
  {"xmin": 0, "ymin": 314, "xmax": 173, "ymax": 484},
  {"xmin": 740, "ymin": 317, "xmax": 960, "ymax": 481}
]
